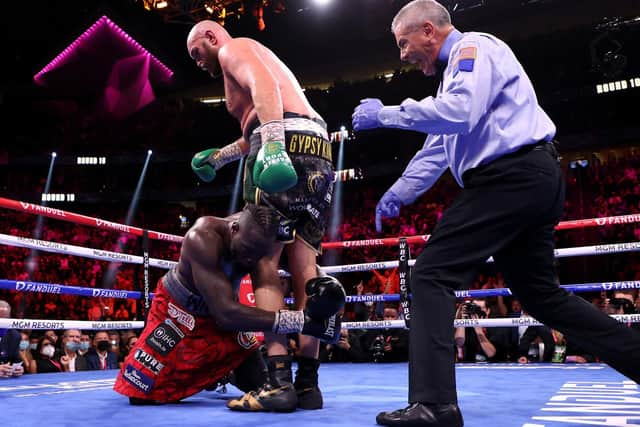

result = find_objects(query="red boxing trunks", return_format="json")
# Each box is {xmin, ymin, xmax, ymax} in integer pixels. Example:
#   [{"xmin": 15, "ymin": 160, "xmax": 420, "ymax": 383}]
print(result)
[{"xmin": 113, "ymin": 278, "xmax": 261, "ymax": 403}]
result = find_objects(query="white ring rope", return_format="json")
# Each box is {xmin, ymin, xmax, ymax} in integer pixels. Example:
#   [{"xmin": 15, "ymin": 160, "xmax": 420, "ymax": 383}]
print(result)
[
  {"xmin": 4, "ymin": 315, "xmax": 637, "ymax": 332},
  {"xmin": 2, "ymin": 232, "xmax": 639, "ymax": 276},
  {"xmin": 342, "ymin": 314, "xmax": 640, "ymax": 330}
]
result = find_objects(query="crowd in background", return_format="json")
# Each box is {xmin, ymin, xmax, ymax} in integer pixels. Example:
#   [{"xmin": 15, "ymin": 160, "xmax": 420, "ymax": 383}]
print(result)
[
  {"xmin": 2, "ymin": 25, "xmax": 640, "ymax": 372},
  {"xmin": 2, "ymin": 143, "xmax": 640, "ymax": 371}
]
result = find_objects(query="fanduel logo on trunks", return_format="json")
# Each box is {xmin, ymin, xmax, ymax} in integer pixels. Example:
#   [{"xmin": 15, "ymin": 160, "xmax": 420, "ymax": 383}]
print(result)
[
  {"xmin": 133, "ymin": 349, "xmax": 164, "ymax": 375},
  {"xmin": 123, "ymin": 365, "xmax": 154, "ymax": 394},
  {"xmin": 145, "ymin": 320, "xmax": 183, "ymax": 356},
  {"xmin": 167, "ymin": 303, "xmax": 195, "ymax": 331}
]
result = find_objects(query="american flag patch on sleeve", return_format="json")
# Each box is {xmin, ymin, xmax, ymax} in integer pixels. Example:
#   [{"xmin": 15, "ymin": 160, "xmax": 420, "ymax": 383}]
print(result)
[{"xmin": 457, "ymin": 46, "xmax": 477, "ymax": 72}]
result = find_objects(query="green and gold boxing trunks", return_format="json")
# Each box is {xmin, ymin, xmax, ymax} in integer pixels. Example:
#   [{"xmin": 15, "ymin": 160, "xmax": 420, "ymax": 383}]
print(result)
[{"xmin": 244, "ymin": 112, "xmax": 334, "ymax": 253}]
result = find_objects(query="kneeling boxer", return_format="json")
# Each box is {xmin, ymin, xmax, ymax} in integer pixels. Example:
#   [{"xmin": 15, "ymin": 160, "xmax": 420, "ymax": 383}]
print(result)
[{"xmin": 113, "ymin": 204, "xmax": 345, "ymax": 407}]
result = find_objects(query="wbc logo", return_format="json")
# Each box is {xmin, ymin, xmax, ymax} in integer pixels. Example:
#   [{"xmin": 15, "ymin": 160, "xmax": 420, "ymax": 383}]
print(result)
[{"xmin": 237, "ymin": 331, "xmax": 260, "ymax": 349}]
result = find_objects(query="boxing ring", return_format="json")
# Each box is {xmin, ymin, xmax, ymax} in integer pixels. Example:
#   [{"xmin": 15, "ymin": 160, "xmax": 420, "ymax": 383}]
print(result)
[
  {"xmin": 0, "ymin": 363, "xmax": 633, "ymax": 427},
  {"xmin": 1, "ymin": 196, "xmax": 640, "ymax": 427}
]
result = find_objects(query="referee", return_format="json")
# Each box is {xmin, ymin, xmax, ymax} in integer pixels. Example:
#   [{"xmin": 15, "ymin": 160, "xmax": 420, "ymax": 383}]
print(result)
[{"xmin": 352, "ymin": 1, "xmax": 640, "ymax": 426}]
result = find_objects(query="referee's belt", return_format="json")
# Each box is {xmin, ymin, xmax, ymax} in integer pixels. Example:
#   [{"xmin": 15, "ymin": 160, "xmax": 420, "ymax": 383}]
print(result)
[{"xmin": 514, "ymin": 140, "xmax": 558, "ymax": 158}]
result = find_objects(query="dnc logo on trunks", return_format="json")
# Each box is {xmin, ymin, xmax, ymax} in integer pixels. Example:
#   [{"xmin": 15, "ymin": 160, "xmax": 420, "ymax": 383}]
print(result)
[
  {"xmin": 168, "ymin": 302, "xmax": 196, "ymax": 331},
  {"xmin": 123, "ymin": 365, "xmax": 155, "ymax": 394},
  {"xmin": 237, "ymin": 331, "xmax": 260, "ymax": 350}
]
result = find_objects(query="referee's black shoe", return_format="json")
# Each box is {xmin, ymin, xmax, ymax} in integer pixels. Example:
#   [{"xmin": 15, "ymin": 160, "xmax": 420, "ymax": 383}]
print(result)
[{"xmin": 376, "ymin": 403, "xmax": 463, "ymax": 426}]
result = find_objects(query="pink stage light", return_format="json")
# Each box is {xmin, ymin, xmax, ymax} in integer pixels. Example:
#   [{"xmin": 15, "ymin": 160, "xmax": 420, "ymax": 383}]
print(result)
[{"xmin": 34, "ymin": 15, "xmax": 173, "ymax": 84}]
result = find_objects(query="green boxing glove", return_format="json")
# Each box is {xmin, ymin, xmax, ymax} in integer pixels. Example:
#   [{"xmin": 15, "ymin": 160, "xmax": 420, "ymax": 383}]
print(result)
[
  {"xmin": 191, "ymin": 148, "xmax": 218, "ymax": 182},
  {"xmin": 252, "ymin": 120, "xmax": 298, "ymax": 193},
  {"xmin": 192, "ymin": 142, "xmax": 245, "ymax": 183}
]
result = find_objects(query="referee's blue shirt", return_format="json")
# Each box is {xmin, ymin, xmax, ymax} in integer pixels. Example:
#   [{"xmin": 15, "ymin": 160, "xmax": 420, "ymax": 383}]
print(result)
[{"xmin": 379, "ymin": 29, "xmax": 556, "ymax": 203}]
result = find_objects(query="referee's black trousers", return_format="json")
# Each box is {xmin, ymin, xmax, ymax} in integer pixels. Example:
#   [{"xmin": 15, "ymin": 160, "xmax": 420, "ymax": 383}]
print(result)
[{"xmin": 408, "ymin": 143, "xmax": 640, "ymax": 404}]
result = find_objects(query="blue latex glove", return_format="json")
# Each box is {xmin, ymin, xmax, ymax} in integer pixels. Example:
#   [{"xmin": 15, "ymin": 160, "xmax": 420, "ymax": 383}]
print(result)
[
  {"xmin": 375, "ymin": 190, "xmax": 402, "ymax": 233},
  {"xmin": 352, "ymin": 98, "xmax": 384, "ymax": 131}
]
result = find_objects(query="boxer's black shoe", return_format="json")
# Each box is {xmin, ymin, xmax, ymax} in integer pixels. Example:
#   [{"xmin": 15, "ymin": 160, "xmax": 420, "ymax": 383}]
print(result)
[
  {"xmin": 295, "ymin": 385, "xmax": 323, "ymax": 410},
  {"xmin": 227, "ymin": 355, "xmax": 297, "ymax": 412},
  {"xmin": 294, "ymin": 356, "xmax": 323, "ymax": 410},
  {"xmin": 226, "ymin": 382, "xmax": 298, "ymax": 412},
  {"xmin": 376, "ymin": 403, "xmax": 463, "ymax": 427}
]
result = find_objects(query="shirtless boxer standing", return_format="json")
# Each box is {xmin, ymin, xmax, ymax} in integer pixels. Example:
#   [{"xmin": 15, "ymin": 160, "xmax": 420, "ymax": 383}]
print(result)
[
  {"xmin": 187, "ymin": 21, "xmax": 335, "ymax": 411},
  {"xmin": 113, "ymin": 205, "xmax": 344, "ymax": 408}
]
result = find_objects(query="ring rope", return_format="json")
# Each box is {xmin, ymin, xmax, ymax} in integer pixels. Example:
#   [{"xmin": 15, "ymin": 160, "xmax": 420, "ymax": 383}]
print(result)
[
  {"xmin": 3, "ymin": 232, "xmax": 640, "ymax": 276},
  {"xmin": 2, "ymin": 314, "xmax": 637, "ymax": 332},
  {"xmin": 2, "ymin": 278, "xmax": 637, "ymax": 306},
  {"xmin": 0, "ymin": 197, "xmax": 182, "ymax": 243},
  {"xmin": 342, "ymin": 314, "xmax": 640, "ymax": 330},
  {"xmin": 322, "ymin": 241, "xmax": 640, "ymax": 274},
  {"xmin": 0, "ymin": 232, "xmax": 177, "ymax": 269},
  {"xmin": 2, "ymin": 196, "xmax": 640, "ymax": 250},
  {"xmin": 0, "ymin": 279, "xmax": 143, "ymax": 299},
  {"xmin": 0, "ymin": 233, "xmax": 291, "ymax": 277},
  {"xmin": 321, "ymin": 214, "xmax": 640, "ymax": 249}
]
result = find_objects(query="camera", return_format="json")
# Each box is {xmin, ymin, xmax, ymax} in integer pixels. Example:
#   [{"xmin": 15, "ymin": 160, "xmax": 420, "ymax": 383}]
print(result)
[
  {"xmin": 463, "ymin": 302, "xmax": 486, "ymax": 318},
  {"xmin": 372, "ymin": 335, "xmax": 385, "ymax": 363}
]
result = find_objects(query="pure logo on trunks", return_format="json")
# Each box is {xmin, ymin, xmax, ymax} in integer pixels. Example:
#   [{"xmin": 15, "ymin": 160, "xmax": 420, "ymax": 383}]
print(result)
[
  {"xmin": 133, "ymin": 348, "xmax": 164, "ymax": 375},
  {"xmin": 123, "ymin": 364, "xmax": 155, "ymax": 394},
  {"xmin": 236, "ymin": 331, "xmax": 259, "ymax": 350},
  {"xmin": 145, "ymin": 321, "xmax": 183, "ymax": 356},
  {"xmin": 167, "ymin": 302, "xmax": 196, "ymax": 331}
]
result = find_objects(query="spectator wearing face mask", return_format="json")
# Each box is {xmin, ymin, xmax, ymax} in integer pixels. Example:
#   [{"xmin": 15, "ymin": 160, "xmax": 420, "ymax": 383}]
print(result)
[
  {"xmin": 17, "ymin": 331, "xmax": 34, "ymax": 373},
  {"xmin": 85, "ymin": 331, "xmax": 118, "ymax": 370},
  {"xmin": 28, "ymin": 335, "xmax": 39, "ymax": 358},
  {"xmin": 29, "ymin": 336, "xmax": 62, "ymax": 373},
  {"xmin": 0, "ymin": 300, "xmax": 25, "ymax": 378},
  {"xmin": 60, "ymin": 329, "xmax": 88, "ymax": 372},
  {"xmin": 43, "ymin": 330, "xmax": 61, "ymax": 358},
  {"xmin": 78, "ymin": 333, "xmax": 91, "ymax": 356}
]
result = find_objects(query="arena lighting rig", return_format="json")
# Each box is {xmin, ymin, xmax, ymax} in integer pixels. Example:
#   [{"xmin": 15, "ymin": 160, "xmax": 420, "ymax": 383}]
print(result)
[{"xmin": 140, "ymin": 0, "xmax": 286, "ymax": 29}]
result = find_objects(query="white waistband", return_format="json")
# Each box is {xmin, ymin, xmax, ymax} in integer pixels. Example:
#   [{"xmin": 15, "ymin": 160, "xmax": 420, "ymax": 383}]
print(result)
[{"xmin": 252, "ymin": 117, "xmax": 329, "ymax": 140}]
